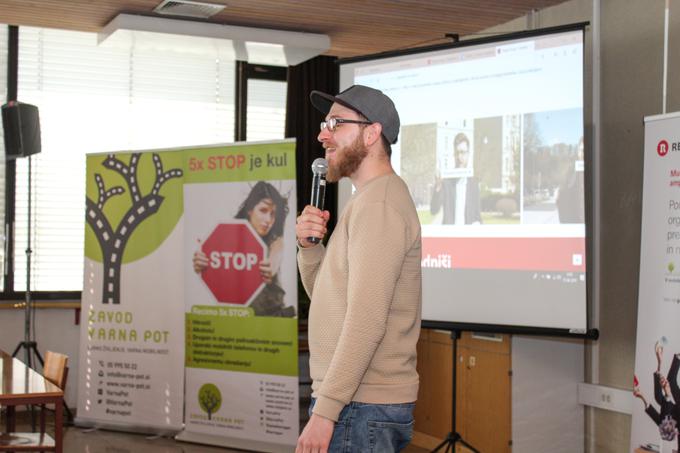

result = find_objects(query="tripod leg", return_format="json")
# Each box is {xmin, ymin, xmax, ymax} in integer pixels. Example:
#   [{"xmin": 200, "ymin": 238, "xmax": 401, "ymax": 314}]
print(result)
[
  {"xmin": 11, "ymin": 342, "xmax": 22, "ymax": 357},
  {"xmin": 431, "ymin": 438, "xmax": 449, "ymax": 452},
  {"xmin": 32, "ymin": 345, "xmax": 44, "ymax": 367},
  {"xmin": 431, "ymin": 432, "xmax": 455, "ymax": 453},
  {"xmin": 64, "ymin": 402, "xmax": 74, "ymax": 424},
  {"xmin": 456, "ymin": 435, "xmax": 481, "ymax": 453}
]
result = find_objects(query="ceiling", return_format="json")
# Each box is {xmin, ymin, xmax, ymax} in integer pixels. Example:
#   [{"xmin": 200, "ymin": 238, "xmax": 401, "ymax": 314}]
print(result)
[{"xmin": 0, "ymin": 0, "xmax": 568, "ymax": 58}]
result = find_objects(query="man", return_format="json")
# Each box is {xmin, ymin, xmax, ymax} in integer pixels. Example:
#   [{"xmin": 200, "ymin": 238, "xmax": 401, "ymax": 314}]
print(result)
[
  {"xmin": 295, "ymin": 85, "xmax": 422, "ymax": 453},
  {"xmin": 430, "ymin": 132, "xmax": 482, "ymax": 225}
]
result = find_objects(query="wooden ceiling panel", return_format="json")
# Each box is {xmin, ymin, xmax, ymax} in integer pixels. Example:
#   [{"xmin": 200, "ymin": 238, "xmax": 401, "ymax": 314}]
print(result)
[{"xmin": 0, "ymin": 0, "xmax": 569, "ymax": 57}]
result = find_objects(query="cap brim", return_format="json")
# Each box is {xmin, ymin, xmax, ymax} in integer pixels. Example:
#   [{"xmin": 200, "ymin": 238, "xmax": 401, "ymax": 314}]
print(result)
[
  {"xmin": 310, "ymin": 91, "xmax": 336, "ymax": 115},
  {"xmin": 310, "ymin": 90, "xmax": 360, "ymax": 117}
]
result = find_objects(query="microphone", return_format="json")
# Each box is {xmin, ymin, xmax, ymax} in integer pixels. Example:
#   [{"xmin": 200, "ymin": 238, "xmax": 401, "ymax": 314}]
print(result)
[{"xmin": 308, "ymin": 158, "xmax": 328, "ymax": 244}]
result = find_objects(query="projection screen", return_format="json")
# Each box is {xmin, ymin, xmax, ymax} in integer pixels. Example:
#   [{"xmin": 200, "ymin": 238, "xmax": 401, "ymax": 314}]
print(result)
[{"xmin": 338, "ymin": 24, "xmax": 588, "ymax": 334}]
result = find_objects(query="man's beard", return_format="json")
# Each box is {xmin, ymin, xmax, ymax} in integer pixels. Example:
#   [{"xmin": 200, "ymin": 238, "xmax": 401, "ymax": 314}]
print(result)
[{"xmin": 326, "ymin": 135, "xmax": 368, "ymax": 182}]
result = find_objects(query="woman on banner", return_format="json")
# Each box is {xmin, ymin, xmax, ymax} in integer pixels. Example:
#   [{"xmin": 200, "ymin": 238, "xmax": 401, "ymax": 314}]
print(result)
[{"xmin": 193, "ymin": 181, "xmax": 295, "ymax": 317}]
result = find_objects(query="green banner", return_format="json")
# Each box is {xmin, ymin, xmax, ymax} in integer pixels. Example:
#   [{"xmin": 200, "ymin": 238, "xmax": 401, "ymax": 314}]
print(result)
[{"xmin": 183, "ymin": 142, "xmax": 296, "ymax": 184}]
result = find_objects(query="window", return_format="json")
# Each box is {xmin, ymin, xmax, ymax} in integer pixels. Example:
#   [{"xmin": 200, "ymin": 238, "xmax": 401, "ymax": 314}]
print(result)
[
  {"xmin": 235, "ymin": 62, "xmax": 287, "ymax": 142},
  {"xmin": 247, "ymin": 79, "xmax": 287, "ymax": 141},
  {"xmin": 4, "ymin": 26, "xmax": 287, "ymax": 296}
]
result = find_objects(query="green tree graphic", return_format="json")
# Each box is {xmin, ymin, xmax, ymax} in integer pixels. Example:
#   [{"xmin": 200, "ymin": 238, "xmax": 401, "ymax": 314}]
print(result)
[
  {"xmin": 198, "ymin": 383, "xmax": 222, "ymax": 420},
  {"xmin": 85, "ymin": 153, "xmax": 183, "ymax": 304},
  {"xmin": 669, "ymin": 262, "xmax": 675, "ymax": 274}
]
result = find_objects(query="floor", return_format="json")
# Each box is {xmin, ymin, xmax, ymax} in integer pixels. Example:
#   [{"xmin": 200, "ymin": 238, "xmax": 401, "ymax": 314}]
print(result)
[
  {"xmin": 6, "ymin": 411, "xmax": 430, "ymax": 452},
  {"xmin": 62, "ymin": 428, "xmax": 430, "ymax": 452}
]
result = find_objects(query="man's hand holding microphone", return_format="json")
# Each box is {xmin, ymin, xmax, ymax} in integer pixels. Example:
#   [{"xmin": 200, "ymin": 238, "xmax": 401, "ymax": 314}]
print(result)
[{"xmin": 297, "ymin": 158, "xmax": 330, "ymax": 248}]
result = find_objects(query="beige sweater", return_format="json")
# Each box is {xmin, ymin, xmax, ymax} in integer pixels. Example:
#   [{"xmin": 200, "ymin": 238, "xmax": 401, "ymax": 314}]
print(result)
[{"xmin": 298, "ymin": 172, "xmax": 422, "ymax": 422}]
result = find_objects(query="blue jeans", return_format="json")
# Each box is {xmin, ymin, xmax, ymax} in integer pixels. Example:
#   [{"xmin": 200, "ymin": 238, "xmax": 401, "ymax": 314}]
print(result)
[{"xmin": 309, "ymin": 398, "xmax": 415, "ymax": 452}]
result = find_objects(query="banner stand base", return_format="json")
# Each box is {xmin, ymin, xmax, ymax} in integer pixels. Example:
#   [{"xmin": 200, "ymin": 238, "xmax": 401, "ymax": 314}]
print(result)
[
  {"xmin": 74, "ymin": 418, "xmax": 180, "ymax": 437},
  {"xmin": 175, "ymin": 430, "xmax": 294, "ymax": 453}
]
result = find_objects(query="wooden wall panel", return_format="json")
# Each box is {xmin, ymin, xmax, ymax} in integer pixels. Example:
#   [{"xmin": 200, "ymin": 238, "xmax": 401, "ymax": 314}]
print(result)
[{"xmin": 413, "ymin": 329, "xmax": 511, "ymax": 452}]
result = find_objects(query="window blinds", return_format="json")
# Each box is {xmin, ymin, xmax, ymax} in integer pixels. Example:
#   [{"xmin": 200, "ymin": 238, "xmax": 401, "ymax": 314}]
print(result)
[{"xmin": 15, "ymin": 27, "xmax": 247, "ymax": 291}]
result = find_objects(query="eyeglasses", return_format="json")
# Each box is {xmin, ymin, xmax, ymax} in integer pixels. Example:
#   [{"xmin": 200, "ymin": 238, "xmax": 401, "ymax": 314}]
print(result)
[{"xmin": 320, "ymin": 118, "xmax": 372, "ymax": 133}]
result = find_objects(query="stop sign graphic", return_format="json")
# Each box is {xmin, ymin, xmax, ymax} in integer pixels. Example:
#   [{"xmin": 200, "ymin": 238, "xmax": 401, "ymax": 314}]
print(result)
[{"xmin": 201, "ymin": 221, "xmax": 266, "ymax": 305}]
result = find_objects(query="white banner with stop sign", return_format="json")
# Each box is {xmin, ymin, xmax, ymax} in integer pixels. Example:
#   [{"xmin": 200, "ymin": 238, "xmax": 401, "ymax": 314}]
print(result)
[{"xmin": 179, "ymin": 142, "xmax": 298, "ymax": 453}]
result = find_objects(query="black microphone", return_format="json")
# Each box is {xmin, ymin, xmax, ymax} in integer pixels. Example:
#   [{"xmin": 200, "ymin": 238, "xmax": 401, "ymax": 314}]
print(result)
[{"xmin": 308, "ymin": 158, "xmax": 328, "ymax": 244}]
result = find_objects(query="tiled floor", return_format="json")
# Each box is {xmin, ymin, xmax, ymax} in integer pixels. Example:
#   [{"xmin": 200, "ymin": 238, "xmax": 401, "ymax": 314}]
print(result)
[{"xmin": 5, "ymin": 411, "xmax": 430, "ymax": 452}]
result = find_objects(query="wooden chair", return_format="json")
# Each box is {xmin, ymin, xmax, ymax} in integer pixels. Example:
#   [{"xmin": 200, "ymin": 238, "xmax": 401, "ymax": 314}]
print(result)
[
  {"xmin": 42, "ymin": 351, "xmax": 68, "ymax": 390},
  {"xmin": 40, "ymin": 351, "xmax": 68, "ymax": 445}
]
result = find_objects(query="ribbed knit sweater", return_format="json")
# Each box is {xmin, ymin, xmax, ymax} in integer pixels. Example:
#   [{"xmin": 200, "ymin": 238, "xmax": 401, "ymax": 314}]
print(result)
[{"xmin": 298, "ymin": 172, "xmax": 422, "ymax": 422}]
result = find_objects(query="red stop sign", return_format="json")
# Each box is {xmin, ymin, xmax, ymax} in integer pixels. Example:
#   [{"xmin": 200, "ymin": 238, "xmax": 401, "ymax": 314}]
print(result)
[{"xmin": 201, "ymin": 221, "xmax": 266, "ymax": 305}]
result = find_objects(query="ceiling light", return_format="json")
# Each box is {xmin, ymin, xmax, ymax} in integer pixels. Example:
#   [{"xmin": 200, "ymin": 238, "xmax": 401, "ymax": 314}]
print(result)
[{"xmin": 98, "ymin": 13, "xmax": 331, "ymax": 66}]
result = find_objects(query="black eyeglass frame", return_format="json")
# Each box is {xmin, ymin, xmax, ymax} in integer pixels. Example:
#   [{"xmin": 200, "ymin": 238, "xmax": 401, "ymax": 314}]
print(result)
[{"xmin": 320, "ymin": 118, "xmax": 373, "ymax": 132}]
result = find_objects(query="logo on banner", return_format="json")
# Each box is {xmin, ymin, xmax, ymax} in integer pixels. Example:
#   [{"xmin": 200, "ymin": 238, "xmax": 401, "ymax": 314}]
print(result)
[
  {"xmin": 86, "ymin": 153, "xmax": 183, "ymax": 305},
  {"xmin": 200, "ymin": 221, "xmax": 266, "ymax": 305},
  {"xmin": 198, "ymin": 383, "xmax": 222, "ymax": 421},
  {"xmin": 658, "ymin": 140, "xmax": 670, "ymax": 156}
]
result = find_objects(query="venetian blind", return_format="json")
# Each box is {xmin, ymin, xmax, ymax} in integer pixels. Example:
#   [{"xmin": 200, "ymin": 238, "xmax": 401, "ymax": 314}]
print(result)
[
  {"xmin": 247, "ymin": 79, "xmax": 287, "ymax": 141},
  {"xmin": 15, "ymin": 27, "xmax": 243, "ymax": 291}
]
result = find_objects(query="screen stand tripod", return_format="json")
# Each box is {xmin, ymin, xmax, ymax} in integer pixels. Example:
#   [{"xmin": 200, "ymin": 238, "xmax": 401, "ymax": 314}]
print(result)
[{"xmin": 431, "ymin": 330, "xmax": 480, "ymax": 453}]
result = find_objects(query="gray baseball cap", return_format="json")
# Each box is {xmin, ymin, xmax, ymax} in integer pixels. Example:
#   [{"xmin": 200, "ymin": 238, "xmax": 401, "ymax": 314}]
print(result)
[{"xmin": 310, "ymin": 85, "xmax": 400, "ymax": 144}]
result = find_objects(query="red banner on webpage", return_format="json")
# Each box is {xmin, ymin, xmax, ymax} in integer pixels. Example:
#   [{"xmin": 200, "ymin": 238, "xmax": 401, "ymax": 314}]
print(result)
[{"xmin": 422, "ymin": 237, "xmax": 586, "ymax": 272}]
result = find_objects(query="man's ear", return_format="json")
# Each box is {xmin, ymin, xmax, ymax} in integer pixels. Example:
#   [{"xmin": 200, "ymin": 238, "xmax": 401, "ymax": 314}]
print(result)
[{"xmin": 364, "ymin": 123, "xmax": 382, "ymax": 147}]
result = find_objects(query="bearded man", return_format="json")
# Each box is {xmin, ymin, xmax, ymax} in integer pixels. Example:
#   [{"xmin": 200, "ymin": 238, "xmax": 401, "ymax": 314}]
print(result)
[{"xmin": 295, "ymin": 85, "xmax": 422, "ymax": 453}]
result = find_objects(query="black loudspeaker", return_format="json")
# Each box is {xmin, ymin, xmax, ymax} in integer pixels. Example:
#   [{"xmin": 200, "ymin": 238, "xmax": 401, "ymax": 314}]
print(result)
[{"xmin": 1, "ymin": 101, "xmax": 41, "ymax": 160}]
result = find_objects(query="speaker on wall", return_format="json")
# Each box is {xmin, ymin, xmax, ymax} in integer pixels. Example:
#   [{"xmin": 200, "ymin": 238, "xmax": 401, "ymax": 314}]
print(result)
[{"xmin": 1, "ymin": 101, "xmax": 41, "ymax": 160}]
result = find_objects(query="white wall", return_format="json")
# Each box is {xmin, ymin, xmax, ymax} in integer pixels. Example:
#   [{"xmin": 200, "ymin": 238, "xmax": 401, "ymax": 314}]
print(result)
[
  {"xmin": 0, "ymin": 308, "xmax": 81, "ymax": 408},
  {"xmin": 512, "ymin": 336, "xmax": 584, "ymax": 453}
]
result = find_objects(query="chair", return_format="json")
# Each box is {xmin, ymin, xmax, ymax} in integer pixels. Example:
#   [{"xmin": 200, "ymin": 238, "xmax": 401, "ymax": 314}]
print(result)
[
  {"xmin": 39, "ymin": 351, "xmax": 68, "ymax": 447},
  {"xmin": 42, "ymin": 351, "xmax": 68, "ymax": 390}
]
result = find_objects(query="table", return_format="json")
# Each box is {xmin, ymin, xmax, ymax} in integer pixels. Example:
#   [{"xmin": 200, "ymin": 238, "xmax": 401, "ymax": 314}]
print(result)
[{"xmin": 0, "ymin": 350, "xmax": 63, "ymax": 452}]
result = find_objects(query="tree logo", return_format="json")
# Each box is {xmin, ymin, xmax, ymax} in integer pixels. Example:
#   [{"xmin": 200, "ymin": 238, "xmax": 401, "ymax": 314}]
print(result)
[
  {"xmin": 85, "ymin": 153, "xmax": 183, "ymax": 304},
  {"xmin": 198, "ymin": 383, "xmax": 222, "ymax": 420}
]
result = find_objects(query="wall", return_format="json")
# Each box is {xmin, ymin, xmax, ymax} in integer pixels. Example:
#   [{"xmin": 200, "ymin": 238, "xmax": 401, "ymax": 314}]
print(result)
[
  {"xmin": 596, "ymin": 1, "xmax": 675, "ymax": 452},
  {"xmin": 512, "ymin": 336, "xmax": 584, "ymax": 453},
  {"xmin": 0, "ymin": 308, "xmax": 81, "ymax": 408}
]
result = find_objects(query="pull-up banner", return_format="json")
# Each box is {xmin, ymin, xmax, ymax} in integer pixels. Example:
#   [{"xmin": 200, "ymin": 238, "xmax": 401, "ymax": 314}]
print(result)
[
  {"xmin": 77, "ymin": 140, "xmax": 298, "ymax": 452},
  {"xmin": 631, "ymin": 113, "xmax": 680, "ymax": 453},
  {"xmin": 178, "ymin": 142, "xmax": 299, "ymax": 452},
  {"xmin": 77, "ymin": 149, "xmax": 186, "ymax": 432}
]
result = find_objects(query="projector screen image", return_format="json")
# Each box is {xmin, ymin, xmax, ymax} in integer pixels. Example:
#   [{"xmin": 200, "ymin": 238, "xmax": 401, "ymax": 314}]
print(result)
[{"xmin": 339, "ymin": 26, "xmax": 587, "ymax": 332}]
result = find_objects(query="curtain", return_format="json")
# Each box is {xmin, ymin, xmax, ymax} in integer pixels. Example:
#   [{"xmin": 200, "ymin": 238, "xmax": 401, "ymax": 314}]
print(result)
[{"xmin": 285, "ymin": 55, "xmax": 338, "ymax": 231}]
